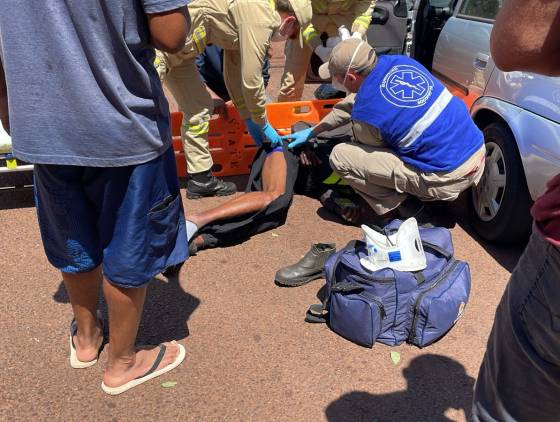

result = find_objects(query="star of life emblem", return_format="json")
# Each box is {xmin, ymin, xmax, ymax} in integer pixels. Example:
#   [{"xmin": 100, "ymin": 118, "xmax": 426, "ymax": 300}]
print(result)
[{"xmin": 380, "ymin": 65, "xmax": 434, "ymax": 108}]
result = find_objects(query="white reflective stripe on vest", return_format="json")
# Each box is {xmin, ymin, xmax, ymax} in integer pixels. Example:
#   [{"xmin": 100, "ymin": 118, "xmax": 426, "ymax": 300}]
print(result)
[{"xmin": 397, "ymin": 89, "xmax": 453, "ymax": 148}]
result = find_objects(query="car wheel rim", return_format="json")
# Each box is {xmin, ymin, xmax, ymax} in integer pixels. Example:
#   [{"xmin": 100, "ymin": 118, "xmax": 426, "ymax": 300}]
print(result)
[{"xmin": 472, "ymin": 141, "xmax": 507, "ymax": 222}]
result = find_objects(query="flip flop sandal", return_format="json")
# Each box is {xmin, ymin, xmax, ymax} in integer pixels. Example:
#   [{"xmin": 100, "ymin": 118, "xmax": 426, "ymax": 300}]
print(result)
[
  {"xmin": 101, "ymin": 342, "xmax": 186, "ymax": 396},
  {"xmin": 320, "ymin": 189, "xmax": 360, "ymax": 222},
  {"xmin": 188, "ymin": 240, "xmax": 198, "ymax": 256},
  {"xmin": 187, "ymin": 233, "xmax": 214, "ymax": 256},
  {"xmin": 69, "ymin": 311, "xmax": 104, "ymax": 369}
]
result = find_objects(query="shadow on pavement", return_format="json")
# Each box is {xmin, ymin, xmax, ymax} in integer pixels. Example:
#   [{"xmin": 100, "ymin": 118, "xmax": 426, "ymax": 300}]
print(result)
[
  {"xmin": 314, "ymin": 197, "xmax": 458, "ymax": 229},
  {"xmin": 316, "ymin": 206, "xmax": 359, "ymax": 227},
  {"xmin": 313, "ymin": 191, "xmax": 523, "ymax": 273},
  {"xmin": 54, "ymin": 275, "xmax": 200, "ymax": 344},
  {"xmin": 447, "ymin": 194, "xmax": 524, "ymax": 273},
  {"xmin": 325, "ymin": 354, "xmax": 475, "ymax": 422},
  {"xmin": 456, "ymin": 220, "xmax": 524, "ymax": 273}
]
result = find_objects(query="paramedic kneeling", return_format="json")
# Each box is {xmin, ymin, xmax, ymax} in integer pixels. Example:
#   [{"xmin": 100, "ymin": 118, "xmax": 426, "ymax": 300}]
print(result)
[{"xmin": 286, "ymin": 38, "xmax": 486, "ymax": 222}]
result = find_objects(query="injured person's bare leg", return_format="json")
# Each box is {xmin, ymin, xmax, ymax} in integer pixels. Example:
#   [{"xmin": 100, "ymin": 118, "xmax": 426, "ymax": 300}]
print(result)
[{"xmin": 188, "ymin": 150, "xmax": 288, "ymax": 246}]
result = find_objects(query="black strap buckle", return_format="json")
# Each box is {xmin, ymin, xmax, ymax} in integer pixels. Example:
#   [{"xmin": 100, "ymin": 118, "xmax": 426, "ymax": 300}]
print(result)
[{"xmin": 305, "ymin": 303, "xmax": 328, "ymax": 323}]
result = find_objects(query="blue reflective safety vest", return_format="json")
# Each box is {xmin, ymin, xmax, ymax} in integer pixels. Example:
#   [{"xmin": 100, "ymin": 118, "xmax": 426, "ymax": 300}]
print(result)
[{"xmin": 352, "ymin": 55, "xmax": 483, "ymax": 172}]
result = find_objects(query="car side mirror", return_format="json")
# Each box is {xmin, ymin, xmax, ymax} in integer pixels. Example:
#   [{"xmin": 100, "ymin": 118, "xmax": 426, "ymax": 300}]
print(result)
[{"xmin": 371, "ymin": 6, "xmax": 390, "ymax": 25}]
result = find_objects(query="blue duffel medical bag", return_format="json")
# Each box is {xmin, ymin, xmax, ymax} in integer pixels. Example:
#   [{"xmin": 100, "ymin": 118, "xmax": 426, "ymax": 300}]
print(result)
[{"xmin": 306, "ymin": 221, "xmax": 471, "ymax": 348}]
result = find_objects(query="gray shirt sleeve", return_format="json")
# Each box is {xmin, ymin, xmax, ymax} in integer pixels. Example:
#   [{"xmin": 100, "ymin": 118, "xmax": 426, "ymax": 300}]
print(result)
[{"xmin": 142, "ymin": 0, "xmax": 189, "ymax": 14}]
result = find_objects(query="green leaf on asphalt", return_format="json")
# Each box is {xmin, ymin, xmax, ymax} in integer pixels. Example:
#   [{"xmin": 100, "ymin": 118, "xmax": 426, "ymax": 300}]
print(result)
[
  {"xmin": 390, "ymin": 351, "xmax": 401, "ymax": 365},
  {"xmin": 162, "ymin": 381, "xmax": 178, "ymax": 388},
  {"xmin": 271, "ymin": 232, "xmax": 279, "ymax": 237}
]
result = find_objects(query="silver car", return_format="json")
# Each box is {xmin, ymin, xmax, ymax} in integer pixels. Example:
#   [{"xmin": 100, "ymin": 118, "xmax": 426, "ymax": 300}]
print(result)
[{"xmin": 402, "ymin": 0, "xmax": 560, "ymax": 243}]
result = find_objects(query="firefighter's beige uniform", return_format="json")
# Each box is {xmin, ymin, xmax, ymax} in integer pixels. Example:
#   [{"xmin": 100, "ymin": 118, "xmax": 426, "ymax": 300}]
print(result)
[
  {"xmin": 314, "ymin": 94, "xmax": 486, "ymax": 215},
  {"xmin": 155, "ymin": 0, "xmax": 281, "ymax": 174},
  {"xmin": 278, "ymin": 0, "xmax": 376, "ymax": 102}
]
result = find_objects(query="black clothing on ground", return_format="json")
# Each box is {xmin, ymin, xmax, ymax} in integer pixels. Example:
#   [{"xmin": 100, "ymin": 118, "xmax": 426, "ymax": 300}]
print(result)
[{"xmin": 198, "ymin": 141, "xmax": 299, "ymax": 248}]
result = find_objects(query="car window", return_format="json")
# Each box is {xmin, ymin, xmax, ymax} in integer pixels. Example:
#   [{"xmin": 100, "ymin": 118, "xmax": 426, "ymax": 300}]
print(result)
[
  {"xmin": 458, "ymin": 0, "xmax": 502, "ymax": 20},
  {"xmin": 430, "ymin": 0, "xmax": 453, "ymax": 6}
]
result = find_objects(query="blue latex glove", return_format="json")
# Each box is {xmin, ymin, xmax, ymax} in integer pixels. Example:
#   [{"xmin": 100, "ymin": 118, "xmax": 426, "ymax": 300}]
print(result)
[
  {"xmin": 245, "ymin": 118, "xmax": 264, "ymax": 146},
  {"xmin": 262, "ymin": 122, "xmax": 283, "ymax": 147},
  {"xmin": 280, "ymin": 127, "xmax": 314, "ymax": 148}
]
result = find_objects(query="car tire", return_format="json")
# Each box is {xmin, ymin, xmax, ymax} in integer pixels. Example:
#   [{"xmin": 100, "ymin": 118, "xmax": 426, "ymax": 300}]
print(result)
[{"xmin": 468, "ymin": 122, "xmax": 532, "ymax": 244}]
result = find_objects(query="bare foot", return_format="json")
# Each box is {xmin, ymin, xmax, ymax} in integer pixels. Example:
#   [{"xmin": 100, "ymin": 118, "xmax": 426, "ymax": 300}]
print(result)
[
  {"xmin": 103, "ymin": 341, "xmax": 182, "ymax": 388},
  {"xmin": 73, "ymin": 324, "xmax": 104, "ymax": 362}
]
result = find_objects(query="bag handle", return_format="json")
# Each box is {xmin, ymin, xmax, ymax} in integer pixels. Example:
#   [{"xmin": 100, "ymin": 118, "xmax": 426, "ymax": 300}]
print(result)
[
  {"xmin": 305, "ymin": 240, "xmax": 359, "ymax": 324},
  {"xmin": 412, "ymin": 241, "xmax": 453, "ymax": 285},
  {"xmin": 330, "ymin": 280, "xmax": 364, "ymax": 293},
  {"xmin": 421, "ymin": 241, "xmax": 453, "ymax": 260},
  {"xmin": 327, "ymin": 240, "xmax": 359, "ymax": 286}
]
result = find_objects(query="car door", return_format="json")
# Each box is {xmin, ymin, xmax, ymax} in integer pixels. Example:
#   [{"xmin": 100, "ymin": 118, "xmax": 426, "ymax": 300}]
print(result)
[
  {"xmin": 431, "ymin": 0, "xmax": 502, "ymax": 109},
  {"xmin": 367, "ymin": 0, "xmax": 412, "ymax": 55},
  {"xmin": 309, "ymin": 0, "xmax": 412, "ymax": 81}
]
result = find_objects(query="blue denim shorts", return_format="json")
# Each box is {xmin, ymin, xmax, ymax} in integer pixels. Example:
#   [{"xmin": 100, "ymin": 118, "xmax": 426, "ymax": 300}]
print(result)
[{"xmin": 34, "ymin": 147, "xmax": 188, "ymax": 288}]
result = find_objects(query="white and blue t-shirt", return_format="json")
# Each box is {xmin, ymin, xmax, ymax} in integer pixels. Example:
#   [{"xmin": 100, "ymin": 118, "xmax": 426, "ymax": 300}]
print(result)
[{"xmin": 0, "ymin": 0, "xmax": 188, "ymax": 166}]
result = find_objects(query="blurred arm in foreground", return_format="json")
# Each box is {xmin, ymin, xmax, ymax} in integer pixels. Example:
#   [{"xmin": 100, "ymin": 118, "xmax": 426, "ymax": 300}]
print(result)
[{"xmin": 491, "ymin": 0, "xmax": 560, "ymax": 75}]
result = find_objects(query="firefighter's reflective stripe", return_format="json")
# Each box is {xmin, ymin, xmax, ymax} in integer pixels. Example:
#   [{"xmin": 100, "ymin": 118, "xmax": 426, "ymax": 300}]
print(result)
[
  {"xmin": 322, "ymin": 171, "xmax": 349, "ymax": 186},
  {"xmin": 353, "ymin": 14, "xmax": 372, "ymax": 30},
  {"xmin": 248, "ymin": 105, "xmax": 263, "ymax": 115},
  {"xmin": 192, "ymin": 26, "xmax": 208, "ymax": 54},
  {"xmin": 185, "ymin": 121, "xmax": 209, "ymax": 136},
  {"xmin": 303, "ymin": 25, "xmax": 319, "ymax": 44},
  {"xmin": 232, "ymin": 96, "xmax": 246, "ymax": 109}
]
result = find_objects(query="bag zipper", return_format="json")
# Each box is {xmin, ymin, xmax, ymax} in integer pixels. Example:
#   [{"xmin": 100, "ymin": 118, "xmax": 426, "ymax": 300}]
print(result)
[
  {"xmin": 408, "ymin": 260, "xmax": 460, "ymax": 342},
  {"xmin": 349, "ymin": 272, "xmax": 395, "ymax": 285},
  {"xmin": 359, "ymin": 291, "xmax": 386, "ymax": 332}
]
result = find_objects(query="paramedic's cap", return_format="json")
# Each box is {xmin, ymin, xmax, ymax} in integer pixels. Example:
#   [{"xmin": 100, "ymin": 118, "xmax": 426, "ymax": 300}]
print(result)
[
  {"xmin": 288, "ymin": 0, "xmax": 312, "ymax": 48},
  {"xmin": 318, "ymin": 38, "xmax": 377, "ymax": 79}
]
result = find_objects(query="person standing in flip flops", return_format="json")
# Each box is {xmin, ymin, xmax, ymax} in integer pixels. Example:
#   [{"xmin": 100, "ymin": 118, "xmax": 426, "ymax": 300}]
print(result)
[{"xmin": 0, "ymin": 1, "xmax": 190, "ymax": 394}]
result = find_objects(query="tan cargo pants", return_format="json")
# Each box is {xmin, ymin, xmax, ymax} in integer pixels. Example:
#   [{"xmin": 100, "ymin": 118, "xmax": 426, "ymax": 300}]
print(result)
[
  {"xmin": 329, "ymin": 142, "xmax": 486, "ymax": 215},
  {"xmin": 156, "ymin": 50, "xmax": 214, "ymax": 174}
]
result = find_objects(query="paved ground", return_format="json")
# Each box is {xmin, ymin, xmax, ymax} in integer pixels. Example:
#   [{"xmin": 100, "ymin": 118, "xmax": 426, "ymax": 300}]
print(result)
[
  {"xmin": 0, "ymin": 189, "xmax": 523, "ymax": 422},
  {"xmin": 0, "ymin": 42, "xmax": 524, "ymax": 421}
]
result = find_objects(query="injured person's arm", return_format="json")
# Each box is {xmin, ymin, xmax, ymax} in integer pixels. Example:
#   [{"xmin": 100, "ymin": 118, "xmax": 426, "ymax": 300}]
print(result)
[{"xmin": 186, "ymin": 146, "xmax": 288, "ymax": 251}]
